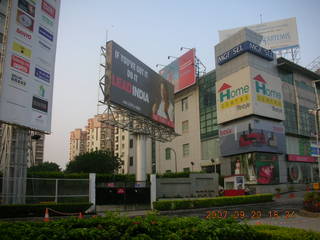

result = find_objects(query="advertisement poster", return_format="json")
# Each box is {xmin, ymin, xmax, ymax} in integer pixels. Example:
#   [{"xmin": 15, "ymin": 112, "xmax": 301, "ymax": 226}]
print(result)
[
  {"xmin": 230, "ymin": 152, "xmax": 279, "ymax": 184},
  {"xmin": 219, "ymin": 117, "xmax": 286, "ymax": 156},
  {"xmin": 159, "ymin": 49, "xmax": 196, "ymax": 93},
  {"xmin": 216, "ymin": 67, "xmax": 253, "ymax": 124},
  {"xmin": 106, "ymin": 41, "xmax": 174, "ymax": 128},
  {"xmin": 216, "ymin": 66, "xmax": 284, "ymax": 124},
  {"xmin": 255, "ymin": 153, "xmax": 279, "ymax": 185},
  {"xmin": 0, "ymin": 0, "xmax": 60, "ymax": 132},
  {"xmin": 219, "ymin": 18, "xmax": 299, "ymax": 51}
]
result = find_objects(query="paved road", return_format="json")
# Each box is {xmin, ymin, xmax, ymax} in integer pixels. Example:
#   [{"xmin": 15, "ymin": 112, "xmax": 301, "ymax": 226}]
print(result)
[{"xmin": 115, "ymin": 191, "xmax": 320, "ymax": 232}]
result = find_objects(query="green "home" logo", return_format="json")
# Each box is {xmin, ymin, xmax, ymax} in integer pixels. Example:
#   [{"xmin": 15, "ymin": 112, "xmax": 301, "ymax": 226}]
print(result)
[{"xmin": 219, "ymin": 83, "xmax": 250, "ymax": 102}]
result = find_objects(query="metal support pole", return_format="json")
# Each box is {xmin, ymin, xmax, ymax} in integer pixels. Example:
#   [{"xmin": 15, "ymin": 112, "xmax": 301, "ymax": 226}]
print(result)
[{"xmin": 317, "ymin": 109, "xmax": 320, "ymax": 182}]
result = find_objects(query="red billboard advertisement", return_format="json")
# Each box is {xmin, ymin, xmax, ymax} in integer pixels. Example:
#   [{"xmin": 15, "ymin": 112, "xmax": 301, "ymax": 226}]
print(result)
[
  {"xmin": 159, "ymin": 49, "xmax": 196, "ymax": 93},
  {"xmin": 106, "ymin": 41, "xmax": 174, "ymax": 128}
]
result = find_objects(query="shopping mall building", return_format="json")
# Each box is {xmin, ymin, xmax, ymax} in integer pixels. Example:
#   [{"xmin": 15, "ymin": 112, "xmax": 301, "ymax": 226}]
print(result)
[{"xmin": 115, "ymin": 28, "xmax": 320, "ymax": 190}]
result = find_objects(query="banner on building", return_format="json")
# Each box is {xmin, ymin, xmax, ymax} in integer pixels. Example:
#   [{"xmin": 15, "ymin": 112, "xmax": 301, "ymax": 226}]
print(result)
[
  {"xmin": 106, "ymin": 41, "xmax": 174, "ymax": 128},
  {"xmin": 230, "ymin": 152, "xmax": 279, "ymax": 185},
  {"xmin": 216, "ymin": 66, "xmax": 284, "ymax": 124},
  {"xmin": 219, "ymin": 117, "xmax": 286, "ymax": 156},
  {"xmin": 0, "ymin": 0, "xmax": 60, "ymax": 132},
  {"xmin": 219, "ymin": 17, "xmax": 299, "ymax": 51},
  {"xmin": 159, "ymin": 49, "xmax": 196, "ymax": 93}
]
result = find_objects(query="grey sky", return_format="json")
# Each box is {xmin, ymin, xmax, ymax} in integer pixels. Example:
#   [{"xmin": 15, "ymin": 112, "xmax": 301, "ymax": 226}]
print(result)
[{"xmin": 44, "ymin": 0, "xmax": 320, "ymax": 169}]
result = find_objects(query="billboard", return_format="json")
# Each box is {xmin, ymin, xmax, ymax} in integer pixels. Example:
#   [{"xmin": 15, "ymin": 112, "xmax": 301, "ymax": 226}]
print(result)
[
  {"xmin": 230, "ymin": 152, "xmax": 279, "ymax": 185},
  {"xmin": 217, "ymin": 41, "xmax": 274, "ymax": 66},
  {"xmin": 219, "ymin": 18, "xmax": 299, "ymax": 51},
  {"xmin": 216, "ymin": 66, "xmax": 284, "ymax": 124},
  {"xmin": 219, "ymin": 117, "xmax": 286, "ymax": 156},
  {"xmin": 106, "ymin": 41, "xmax": 174, "ymax": 128},
  {"xmin": 0, "ymin": 0, "xmax": 60, "ymax": 132},
  {"xmin": 159, "ymin": 49, "xmax": 196, "ymax": 93}
]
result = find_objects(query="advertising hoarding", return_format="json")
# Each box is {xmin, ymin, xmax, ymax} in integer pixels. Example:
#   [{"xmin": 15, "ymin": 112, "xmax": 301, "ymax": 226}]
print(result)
[
  {"xmin": 230, "ymin": 152, "xmax": 279, "ymax": 185},
  {"xmin": 219, "ymin": 18, "xmax": 299, "ymax": 51},
  {"xmin": 159, "ymin": 49, "xmax": 196, "ymax": 93},
  {"xmin": 217, "ymin": 41, "xmax": 274, "ymax": 65},
  {"xmin": 219, "ymin": 117, "xmax": 286, "ymax": 156},
  {"xmin": 106, "ymin": 41, "xmax": 174, "ymax": 128},
  {"xmin": 0, "ymin": 0, "xmax": 60, "ymax": 132},
  {"xmin": 216, "ymin": 66, "xmax": 284, "ymax": 124}
]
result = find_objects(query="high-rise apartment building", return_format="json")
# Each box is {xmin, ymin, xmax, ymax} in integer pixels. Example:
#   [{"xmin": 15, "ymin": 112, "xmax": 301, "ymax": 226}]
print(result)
[
  {"xmin": 86, "ymin": 114, "xmax": 114, "ymax": 152},
  {"xmin": 69, "ymin": 114, "xmax": 114, "ymax": 161},
  {"xmin": 69, "ymin": 128, "xmax": 87, "ymax": 161}
]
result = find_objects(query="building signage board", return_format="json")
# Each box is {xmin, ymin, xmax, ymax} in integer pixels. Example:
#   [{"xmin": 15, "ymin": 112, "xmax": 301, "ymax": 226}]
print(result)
[
  {"xmin": 0, "ymin": 0, "xmax": 60, "ymax": 132},
  {"xmin": 159, "ymin": 49, "xmax": 196, "ymax": 93},
  {"xmin": 216, "ymin": 66, "xmax": 284, "ymax": 124},
  {"xmin": 106, "ymin": 41, "xmax": 174, "ymax": 128},
  {"xmin": 287, "ymin": 154, "xmax": 316, "ymax": 163},
  {"xmin": 219, "ymin": 18, "xmax": 299, "ymax": 51},
  {"xmin": 219, "ymin": 117, "xmax": 286, "ymax": 156},
  {"xmin": 217, "ymin": 41, "xmax": 274, "ymax": 65}
]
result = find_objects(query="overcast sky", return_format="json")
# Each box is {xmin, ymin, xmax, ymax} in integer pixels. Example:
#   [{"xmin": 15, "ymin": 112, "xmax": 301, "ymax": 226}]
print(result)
[{"xmin": 44, "ymin": 0, "xmax": 320, "ymax": 169}]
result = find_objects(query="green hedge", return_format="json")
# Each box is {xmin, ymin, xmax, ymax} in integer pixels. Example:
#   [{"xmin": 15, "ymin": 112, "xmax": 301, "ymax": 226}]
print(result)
[
  {"xmin": 252, "ymin": 225, "xmax": 320, "ymax": 240},
  {"xmin": 0, "ymin": 213, "xmax": 319, "ymax": 240},
  {"xmin": 153, "ymin": 194, "xmax": 273, "ymax": 211},
  {"xmin": 0, "ymin": 202, "xmax": 92, "ymax": 218}
]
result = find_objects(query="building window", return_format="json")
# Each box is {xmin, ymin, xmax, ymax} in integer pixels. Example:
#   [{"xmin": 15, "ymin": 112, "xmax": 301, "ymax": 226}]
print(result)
[
  {"xmin": 0, "ymin": 33, "xmax": 3, "ymax": 44},
  {"xmin": 122, "ymin": 144, "xmax": 124, "ymax": 148},
  {"xmin": 166, "ymin": 170, "xmax": 172, "ymax": 173},
  {"xmin": 129, "ymin": 139, "xmax": 133, "ymax": 148},
  {"xmin": 182, "ymin": 143, "xmax": 190, "ymax": 157},
  {"xmin": 181, "ymin": 97, "xmax": 188, "ymax": 112},
  {"xmin": 182, "ymin": 120, "xmax": 189, "ymax": 134},
  {"xmin": 165, "ymin": 148, "xmax": 171, "ymax": 160},
  {"xmin": 122, "ymin": 135, "xmax": 125, "ymax": 140},
  {"xmin": 115, "ymin": 144, "xmax": 118, "ymax": 150},
  {"xmin": 115, "ymin": 136, "xmax": 118, "ymax": 142},
  {"xmin": 129, "ymin": 156, "xmax": 133, "ymax": 166}
]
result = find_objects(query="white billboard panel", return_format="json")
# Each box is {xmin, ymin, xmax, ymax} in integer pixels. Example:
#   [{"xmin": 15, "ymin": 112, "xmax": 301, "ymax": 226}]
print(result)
[
  {"xmin": 0, "ymin": 0, "xmax": 60, "ymax": 132},
  {"xmin": 219, "ymin": 18, "xmax": 299, "ymax": 51},
  {"xmin": 216, "ymin": 67, "xmax": 253, "ymax": 124},
  {"xmin": 216, "ymin": 66, "xmax": 284, "ymax": 124}
]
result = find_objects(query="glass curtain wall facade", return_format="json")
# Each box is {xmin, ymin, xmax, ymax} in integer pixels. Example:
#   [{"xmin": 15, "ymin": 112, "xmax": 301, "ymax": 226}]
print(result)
[{"xmin": 199, "ymin": 71, "xmax": 218, "ymax": 139}]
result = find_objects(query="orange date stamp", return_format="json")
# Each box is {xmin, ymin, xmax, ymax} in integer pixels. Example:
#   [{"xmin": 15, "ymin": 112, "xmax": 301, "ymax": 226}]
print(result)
[{"xmin": 205, "ymin": 210, "xmax": 295, "ymax": 220}]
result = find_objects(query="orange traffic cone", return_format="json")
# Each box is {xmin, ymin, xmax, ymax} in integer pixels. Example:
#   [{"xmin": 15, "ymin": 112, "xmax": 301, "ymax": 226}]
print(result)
[
  {"xmin": 78, "ymin": 212, "xmax": 84, "ymax": 219},
  {"xmin": 44, "ymin": 208, "xmax": 50, "ymax": 222}
]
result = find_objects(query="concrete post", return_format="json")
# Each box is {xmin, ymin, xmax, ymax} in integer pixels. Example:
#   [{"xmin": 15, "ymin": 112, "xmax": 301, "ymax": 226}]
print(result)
[
  {"xmin": 136, "ymin": 134, "xmax": 147, "ymax": 182},
  {"xmin": 87, "ymin": 173, "xmax": 96, "ymax": 213}
]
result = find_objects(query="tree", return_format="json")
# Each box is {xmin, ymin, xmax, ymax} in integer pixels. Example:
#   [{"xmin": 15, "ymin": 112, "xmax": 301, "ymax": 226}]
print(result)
[
  {"xmin": 28, "ymin": 162, "xmax": 61, "ymax": 172},
  {"xmin": 65, "ymin": 150, "xmax": 122, "ymax": 174}
]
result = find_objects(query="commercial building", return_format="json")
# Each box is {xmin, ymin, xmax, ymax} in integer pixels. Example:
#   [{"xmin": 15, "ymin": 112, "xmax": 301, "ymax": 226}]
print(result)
[
  {"xmin": 116, "ymin": 30, "xmax": 320, "ymax": 190},
  {"xmin": 69, "ymin": 114, "xmax": 114, "ymax": 161}
]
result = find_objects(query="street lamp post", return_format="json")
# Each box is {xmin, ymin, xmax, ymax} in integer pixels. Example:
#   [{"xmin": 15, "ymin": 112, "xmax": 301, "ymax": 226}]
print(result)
[{"xmin": 210, "ymin": 158, "xmax": 215, "ymax": 173}]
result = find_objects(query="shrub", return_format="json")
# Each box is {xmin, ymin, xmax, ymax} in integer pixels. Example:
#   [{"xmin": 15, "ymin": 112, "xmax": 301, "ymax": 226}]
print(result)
[
  {"xmin": 303, "ymin": 192, "xmax": 320, "ymax": 212},
  {"xmin": 153, "ymin": 194, "xmax": 273, "ymax": 211},
  {"xmin": 0, "ymin": 202, "xmax": 92, "ymax": 218},
  {"xmin": 0, "ymin": 214, "xmax": 319, "ymax": 240}
]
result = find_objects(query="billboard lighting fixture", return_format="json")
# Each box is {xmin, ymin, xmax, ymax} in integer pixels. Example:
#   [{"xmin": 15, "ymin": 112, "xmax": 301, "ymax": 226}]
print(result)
[
  {"xmin": 156, "ymin": 64, "xmax": 165, "ymax": 68},
  {"xmin": 180, "ymin": 46, "xmax": 192, "ymax": 51}
]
